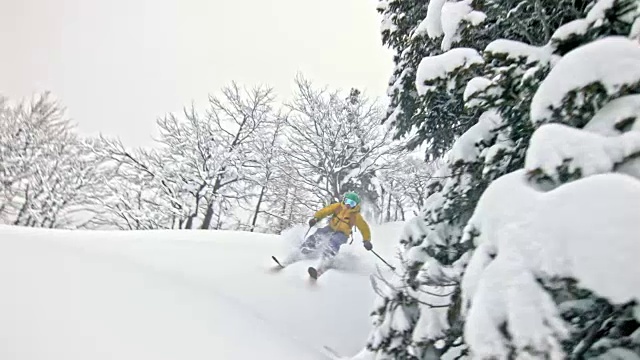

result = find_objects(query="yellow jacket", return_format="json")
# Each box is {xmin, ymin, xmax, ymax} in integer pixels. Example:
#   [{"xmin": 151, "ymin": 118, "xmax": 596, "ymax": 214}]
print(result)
[{"xmin": 313, "ymin": 202, "xmax": 371, "ymax": 242}]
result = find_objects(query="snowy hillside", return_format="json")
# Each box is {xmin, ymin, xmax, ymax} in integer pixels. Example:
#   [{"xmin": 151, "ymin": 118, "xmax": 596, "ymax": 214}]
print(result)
[{"xmin": 0, "ymin": 222, "xmax": 403, "ymax": 360}]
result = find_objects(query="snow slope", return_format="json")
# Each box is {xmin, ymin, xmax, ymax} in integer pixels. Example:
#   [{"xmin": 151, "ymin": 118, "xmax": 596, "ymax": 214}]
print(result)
[{"xmin": 0, "ymin": 222, "xmax": 403, "ymax": 360}]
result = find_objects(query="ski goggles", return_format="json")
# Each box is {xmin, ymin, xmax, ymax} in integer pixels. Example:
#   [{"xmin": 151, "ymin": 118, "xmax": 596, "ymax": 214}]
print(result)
[{"xmin": 343, "ymin": 198, "xmax": 357, "ymax": 208}]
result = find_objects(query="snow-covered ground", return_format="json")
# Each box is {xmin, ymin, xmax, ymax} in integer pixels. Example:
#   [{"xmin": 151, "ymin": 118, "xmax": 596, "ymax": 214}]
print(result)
[{"xmin": 0, "ymin": 222, "xmax": 404, "ymax": 360}]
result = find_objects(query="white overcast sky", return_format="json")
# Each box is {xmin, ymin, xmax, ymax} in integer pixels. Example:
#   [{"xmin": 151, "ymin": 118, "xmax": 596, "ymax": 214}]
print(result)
[{"xmin": 2, "ymin": 0, "xmax": 394, "ymax": 148}]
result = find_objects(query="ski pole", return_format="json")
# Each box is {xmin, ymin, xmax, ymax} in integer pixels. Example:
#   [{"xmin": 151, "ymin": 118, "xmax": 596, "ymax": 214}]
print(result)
[
  {"xmin": 303, "ymin": 224, "xmax": 314, "ymax": 239},
  {"xmin": 371, "ymin": 249, "xmax": 396, "ymax": 271}
]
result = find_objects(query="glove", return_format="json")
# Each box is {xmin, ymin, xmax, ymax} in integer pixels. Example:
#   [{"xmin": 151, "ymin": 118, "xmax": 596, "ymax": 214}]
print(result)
[
  {"xmin": 309, "ymin": 218, "xmax": 317, "ymax": 227},
  {"xmin": 363, "ymin": 240, "xmax": 373, "ymax": 251}
]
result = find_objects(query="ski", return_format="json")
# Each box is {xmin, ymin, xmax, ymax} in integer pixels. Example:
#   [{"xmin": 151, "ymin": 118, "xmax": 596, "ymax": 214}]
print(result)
[
  {"xmin": 308, "ymin": 255, "xmax": 338, "ymax": 279},
  {"xmin": 271, "ymin": 256, "xmax": 285, "ymax": 268},
  {"xmin": 308, "ymin": 266, "xmax": 319, "ymax": 279},
  {"xmin": 308, "ymin": 266, "xmax": 328, "ymax": 279},
  {"xmin": 322, "ymin": 345, "xmax": 342, "ymax": 359}
]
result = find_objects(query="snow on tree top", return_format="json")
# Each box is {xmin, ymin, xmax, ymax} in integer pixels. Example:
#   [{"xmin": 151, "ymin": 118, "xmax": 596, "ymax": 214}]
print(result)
[
  {"xmin": 484, "ymin": 39, "xmax": 554, "ymax": 65},
  {"xmin": 462, "ymin": 167, "xmax": 640, "ymax": 358},
  {"xmin": 632, "ymin": 17, "xmax": 640, "ymax": 39},
  {"xmin": 441, "ymin": 1, "xmax": 486, "ymax": 51},
  {"xmin": 463, "ymin": 77, "xmax": 492, "ymax": 101},
  {"xmin": 416, "ymin": 0, "xmax": 485, "ymax": 49},
  {"xmin": 448, "ymin": 109, "xmax": 503, "ymax": 163},
  {"xmin": 552, "ymin": 0, "xmax": 639, "ymax": 43},
  {"xmin": 531, "ymin": 37, "xmax": 640, "ymax": 124},
  {"xmin": 380, "ymin": 14, "xmax": 396, "ymax": 33},
  {"xmin": 525, "ymin": 123, "xmax": 640, "ymax": 183},
  {"xmin": 415, "ymin": 48, "xmax": 483, "ymax": 96},
  {"xmin": 421, "ymin": 0, "xmax": 447, "ymax": 39},
  {"xmin": 551, "ymin": 19, "xmax": 590, "ymax": 41},
  {"xmin": 586, "ymin": 0, "xmax": 639, "ymax": 28},
  {"xmin": 599, "ymin": 348, "xmax": 640, "ymax": 360},
  {"xmin": 462, "ymin": 76, "xmax": 493, "ymax": 106},
  {"xmin": 412, "ymin": 303, "xmax": 449, "ymax": 343},
  {"xmin": 586, "ymin": 0, "xmax": 617, "ymax": 25},
  {"xmin": 463, "ymin": 76, "xmax": 494, "ymax": 108},
  {"xmin": 377, "ymin": 0, "xmax": 397, "ymax": 33},
  {"xmin": 585, "ymin": 94, "xmax": 640, "ymax": 136}
]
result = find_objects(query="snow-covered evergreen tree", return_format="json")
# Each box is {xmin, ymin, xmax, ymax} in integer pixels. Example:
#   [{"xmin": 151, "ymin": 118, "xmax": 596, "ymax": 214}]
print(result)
[
  {"xmin": 365, "ymin": 0, "xmax": 640, "ymax": 359},
  {"xmin": 463, "ymin": 34, "xmax": 640, "ymax": 359},
  {"xmin": 378, "ymin": 0, "xmax": 590, "ymax": 159}
]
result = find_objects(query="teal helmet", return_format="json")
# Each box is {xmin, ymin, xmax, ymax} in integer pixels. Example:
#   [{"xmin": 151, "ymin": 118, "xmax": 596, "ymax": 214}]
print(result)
[{"xmin": 343, "ymin": 191, "xmax": 361, "ymax": 208}]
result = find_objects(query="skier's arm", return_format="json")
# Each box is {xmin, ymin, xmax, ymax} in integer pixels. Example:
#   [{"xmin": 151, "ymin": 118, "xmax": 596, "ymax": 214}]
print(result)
[
  {"xmin": 313, "ymin": 203, "xmax": 341, "ymax": 220},
  {"xmin": 355, "ymin": 215, "xmax": 371, "ymax": 242}
]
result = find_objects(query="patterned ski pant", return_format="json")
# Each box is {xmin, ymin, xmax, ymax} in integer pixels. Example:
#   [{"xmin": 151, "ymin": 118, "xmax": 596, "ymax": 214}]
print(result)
[{"xmin": 300, "ymin": 225, "xmax": 348, "ymax": 258}]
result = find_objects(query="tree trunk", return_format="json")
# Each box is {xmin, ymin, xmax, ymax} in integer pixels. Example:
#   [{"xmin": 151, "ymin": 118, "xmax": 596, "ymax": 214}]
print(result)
[
  {"xmin": 185, "ymin": 215, "xmax": 195, "ymax": 229},
  {"xmin": 379, "ymin": 187, "xmax": 386, "ymax": 223},
  {"xmin": 200, "ymin": 175, "xmax": 224, "ymax": 229},
  {"xmin": 277, "ymin": 188, "xmax": 289, "ymax": 232},
  {"xmin": 201, "ymin": 201, "xmax": 215, "ymax": 230},
  {"xmin": 215, "ymin": 200, "xmax": 224, "ymax": 229},
  {"xmin": 385, "ymin": 192, "xmax": 392, "ymax": 222},
  {"xmin": 250, "ymin": 121, "xmax": 281, "ymax": 232},
  {"xmin": 394, "ymin": 200, "xmax": 399, "ymax": 221},
  {"xmin": 14, "ymin": 202, "xmax": 29, "ymax": 226},
  {"xmin": 250, "ymin": 185, "xmax": 267, "ymax": 232},
  {"xmin": 184, "ymin": 184, "xmax": 207, "ymax": 229},
  {"xmin": 199, "ymin": 104, "xmax": 253, "ymax": 229},
  {"xmin": 287, "ymin": 198, "xmax": 294, "ymax": 227}
]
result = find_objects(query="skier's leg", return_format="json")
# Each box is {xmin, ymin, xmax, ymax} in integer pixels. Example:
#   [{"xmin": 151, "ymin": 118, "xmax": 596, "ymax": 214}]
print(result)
[
  {"xmin": 282, "ymin": 226, "xmax": 331, "ymax": 265},
  {"xmin": 323, "ymin": 232, "xmax": 348, "ymax": 258},
  {"xmin": 315, "ymin": 231, "xmax": 348, "ymax": 272},
  {"xmin": 300, "ymin": 226, "xmax": 332, "ymax": 255}
]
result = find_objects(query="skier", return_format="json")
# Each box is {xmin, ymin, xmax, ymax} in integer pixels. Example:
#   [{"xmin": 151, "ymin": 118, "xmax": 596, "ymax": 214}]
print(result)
[{"xmin": 273, "ymin": 191, "xmax": 373, "ymax": 278}]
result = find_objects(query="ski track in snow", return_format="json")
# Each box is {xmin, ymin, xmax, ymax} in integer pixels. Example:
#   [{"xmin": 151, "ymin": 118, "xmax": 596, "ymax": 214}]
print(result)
[{"xmin": 0, "ymin": 223, "xmax": 403, "ymax": 360}]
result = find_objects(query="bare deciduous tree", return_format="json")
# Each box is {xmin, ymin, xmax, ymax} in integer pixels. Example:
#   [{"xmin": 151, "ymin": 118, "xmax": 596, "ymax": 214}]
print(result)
[
  {"xmin": 93, "ymin": 83, "xmax": 276, "ymax": 230},
  {"xmin": 0, "ymin": 93, "xmax": 109, "ymax": 228},
  {"xmin": 374, "ymin": 156, "xmax": 440, "ymax": 222},
  {"xmin": 90, "ymin": 138, "xmax": 177, "ymax": 230},
  {"xmin": 282, "ymin": 75, "xmax": 400, "ymax": 213}
]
